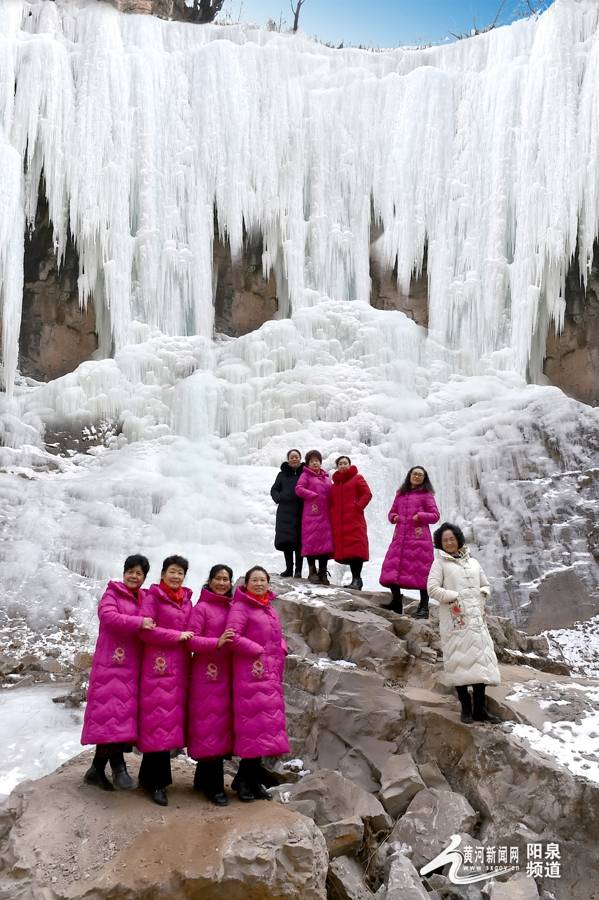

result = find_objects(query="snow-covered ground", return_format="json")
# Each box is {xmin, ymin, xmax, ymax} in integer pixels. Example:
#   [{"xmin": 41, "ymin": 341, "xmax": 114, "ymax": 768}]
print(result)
[
  {"xmin": 0, "ymin": 686, "xmax": 83, "ymax": 799},
  {"xmin": 545, "ymin": 616, "xmax": 599, "ymax": 679}
]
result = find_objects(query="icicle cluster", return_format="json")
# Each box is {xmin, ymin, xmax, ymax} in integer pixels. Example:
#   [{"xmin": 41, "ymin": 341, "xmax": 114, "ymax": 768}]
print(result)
[{"xmin": 1, "ymin": 0, "xmax": 599, "ymax": 392}]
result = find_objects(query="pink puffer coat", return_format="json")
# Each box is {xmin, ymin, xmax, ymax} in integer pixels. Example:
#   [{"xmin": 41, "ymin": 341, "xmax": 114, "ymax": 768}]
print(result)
[
  {"xmin": 379, "ymin": 489, "xmax": 440, "ymax": 589},
  {"xmin": 295, "ymin": 467, "xmax": 333, "ymax": 557},
  {"xmin": 81, "ymin": 581, "xmax": 145, "ymax": 745},
  {"xmin": 187, "ymin": 588, "xmax": 233, "ymax": 759},
  {"xmin": 137, "ymin": 583, "xmax": 193, "ymax": 753},
  {"xmin": 227, "ymin": 587, "xmax": 289, "ymax": 758}
]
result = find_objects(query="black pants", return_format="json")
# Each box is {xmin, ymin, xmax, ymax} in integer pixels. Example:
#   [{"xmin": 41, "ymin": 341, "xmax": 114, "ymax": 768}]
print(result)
[
  {"xmin": 456, "ymin": 684, "xmax": 487, "ymax": 716},
  {"xmin": 194, "ymin": 757, "xmax": 225, "ymax": 797},
  {"xmin": 307, "ymin": 555, "xmax": 329, "ymax": 570},
  {"xmin": 237, "ymin": 757, "xmax": 262, "ymax": 788},
  {"xmin": 283, "ymin": 547, "xmax": 303, "ymax": 571},
  {"xmin": 391, "ymin": 586, "xmax": 428, "ymax": 604},
  {"xmin": 93, "ymin": 743, "xmax": 132, "ymax": 771},
  {"xmin": 138, "ymin": 751, "xmax": 173, "ymax": 791},
  {"xmin": 339, "ymin": 558, "xmax": 363, "ymax": 579}
]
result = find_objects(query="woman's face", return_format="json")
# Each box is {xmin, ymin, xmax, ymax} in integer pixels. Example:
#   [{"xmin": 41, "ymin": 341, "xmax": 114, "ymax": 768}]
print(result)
[
  {"xmin": 308, "ymin": 457, "xmax": 321, "ymax": 472},
  {"xmin": 441, "ymin": 530, "xmax": 459, "ymax": 554},
  {"xmin": 123, "ymin": 566, "xmax": 146, "ymax": 590},
  {"xmin": 247, "ymin": 570, "xmax": 269, "ymax": 596},
  {"xmin": 336, "ymin": 457, "xmax": 350, "ymax": 471},
  {"xmin": 410, "ymin": 467, "xmax": 426, "ymax": 487},
  {"xmin": 163, "ymin": 564, "xmax": 186, "ymax": 589},
  {"xmin": 287, "ymin": 451, "xmax": 301, "ymax": 469},
  {"xmin": 209, "ymin": 569, "xmax": 232, "ymax": 595}
]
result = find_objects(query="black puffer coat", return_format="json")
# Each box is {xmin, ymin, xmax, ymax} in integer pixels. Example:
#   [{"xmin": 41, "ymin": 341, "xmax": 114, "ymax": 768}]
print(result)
[{"xmin": 270, "ymin": 462, "xmax": 305, "ymax": 550}]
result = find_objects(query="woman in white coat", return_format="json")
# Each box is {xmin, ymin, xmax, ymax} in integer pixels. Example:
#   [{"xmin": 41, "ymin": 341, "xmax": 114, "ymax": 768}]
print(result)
[{"xmin": 427, "ymin": 522, "xmax": 501, "ymax": 724}]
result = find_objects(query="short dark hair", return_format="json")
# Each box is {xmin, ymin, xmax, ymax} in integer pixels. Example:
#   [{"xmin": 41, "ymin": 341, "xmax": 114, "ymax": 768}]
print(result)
[
  {"xmin": 244, "ymin": 565, "xmax": 270, "ymax": 585},
  {"xmin": 433, "ymin": 522, "xmax": 466, "ymax": 550},
  {"xmin": 287, "ymin": 448, "xmax": 301, "ymax": 460},
  {"xmin": 206, "ymin": 564, "xmax": 233, "ymax": 592},
  {"xmin": 398, "ymin": 465, "xmax": 435, "ymax": 495},
  {"xmin": 161, "ymin": 555, "xmax": 189, "ymax": 575},
  {"xmin": 335, "ymin": 455, "xmax": 351, "ymax": 466},
  {"xmin": 123, "ymin": 554, "xmax": 150, "ymax": 577},
  {"xmin": 305, "ymin": 450, "xmax": 322, "ymax": 464}
]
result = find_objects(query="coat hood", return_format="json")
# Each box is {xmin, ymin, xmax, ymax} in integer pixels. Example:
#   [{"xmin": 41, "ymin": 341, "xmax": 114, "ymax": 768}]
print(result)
[
  {"xmin": 438, "ymin": 547, "xmax": 471, "ymax": 562},
  {"xmin": 148, "ymin": 582, "xmax": 193, "ymax": 606},
  {"xmin": 106, "ymin": 580, "xmax": 144, "ymax": 603},
  {"xmin": 333, "ymin": 464, "xmax": 358, "ymax": 484},
  {"xmin": 304, "ymin": 466, "xmax": 329, "ymax": 481},
  {"xmin": 233, "ymin": 585, "xmax": 278, "ymax": 606},
  {"xmin": 199, "ymin": 586, "xmax": 232, "ymax": 605}
]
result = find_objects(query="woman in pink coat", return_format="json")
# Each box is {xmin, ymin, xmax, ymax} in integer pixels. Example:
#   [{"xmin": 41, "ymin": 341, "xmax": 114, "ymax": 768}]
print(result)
[
  {"xmin": 295, "ymin": 449, "xmax": 333, "ymax": 584},
  {"xmin": 380, "ymin": 466, "xmax": 440, "ymax": 617},
  {"xmin": 137, "ymin": 555, "xmax": 194, "ymax": 806},
  {"xmin": 227, "ymin": 566, "xmax": 289, "ymax": 802},
  {"xmin": 81, "ymin": 554, "xmax": 153, "ymax": 791},
  {"xmin": 187, "ymin": 564, "xmax": 235, "ymax": 806}
]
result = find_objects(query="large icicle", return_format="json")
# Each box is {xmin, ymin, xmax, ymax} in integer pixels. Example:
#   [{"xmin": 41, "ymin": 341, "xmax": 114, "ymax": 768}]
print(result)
[{"xmin": 1, "ymin": 0, "xmax": 599, "ymax": 382}]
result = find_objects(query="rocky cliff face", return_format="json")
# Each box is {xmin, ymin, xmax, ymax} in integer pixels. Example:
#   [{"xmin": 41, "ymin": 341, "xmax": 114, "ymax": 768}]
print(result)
[{"xmin": 1, "ymin": 579, "xmax": 596, "ymax": 900}]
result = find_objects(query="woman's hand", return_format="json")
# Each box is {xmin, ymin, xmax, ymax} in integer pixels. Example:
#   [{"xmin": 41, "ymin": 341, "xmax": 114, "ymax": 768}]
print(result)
[
  {"xmin": 217, "ymin": 628, "xmax": 235, "ymax": 649},
  {"xmin": 179, "ymin": 631, "xmax": 194, "ymax": 641},
  {"xmin": 391, "ymin": 514, "xmax": 399, "ymax": 524},
  {"xmin": 412, "ymin": 513, "xmax": 420, "ymax": 523},
  {"xmin": 141, "ymin": 617, "xmax": 156, "ymax": 630}
]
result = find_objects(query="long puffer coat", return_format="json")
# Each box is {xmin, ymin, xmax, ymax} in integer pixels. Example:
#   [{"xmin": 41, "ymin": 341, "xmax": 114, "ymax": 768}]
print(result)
[
  {"xmin": 379, "ymin": 489, "xmax": 440, "ymax": 589},
  {"xmin": 187, "ymin": 588, "xmax": 233, "ymax": 759},
  {"xmin": 427, "ymin": 549, "xmax": 500, "ymax": 687},
  {"xmin": 295, "ymin": 467, "xmax": 333, "ymax": 557},
  {"xmin": 81, "ymin": 581, "xmax": 145, "ymax": 745},
  {"xmin": 137, "ymin": 583, "xmax": 193, "ymax": 753},
  {"xmin": 270, "ymin": 462, "xmax": 305, "ymax": 550},
  {"xmin": 227, "ymin": 586, "xmax": 289, "ymax": 758},
  {"xmin": 331, "ymin": 465, "xmax": 372, "ymax": 562}
]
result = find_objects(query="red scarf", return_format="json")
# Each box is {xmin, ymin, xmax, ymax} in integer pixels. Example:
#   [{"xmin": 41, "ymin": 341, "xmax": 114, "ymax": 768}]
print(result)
[
  {"xmin": 160, "ymin": 581, "xmax": 186, "ymax": 605},
  {"xmin": 246, "ymin": 589, "xmax": 270, "ymax": 606}
]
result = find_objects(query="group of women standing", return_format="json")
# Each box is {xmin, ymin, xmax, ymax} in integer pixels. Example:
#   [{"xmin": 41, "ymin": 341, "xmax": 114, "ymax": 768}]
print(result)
[
  {"xmin": 271, "ymin": 452, "xmax": 502, "ymax": 723},
  {"xmin": 271, "ymin": 449, "xmax": 373, "ymax": 590},
  {"xmin": 81, "ymin": 556, "xmax": 288, "ymax": 806}
]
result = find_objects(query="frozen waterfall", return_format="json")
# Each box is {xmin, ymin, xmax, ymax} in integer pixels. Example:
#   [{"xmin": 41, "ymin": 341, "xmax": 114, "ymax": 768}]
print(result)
[{"xmin": 0, "ymin": 0, "xmax": 598, "ymax": 633}]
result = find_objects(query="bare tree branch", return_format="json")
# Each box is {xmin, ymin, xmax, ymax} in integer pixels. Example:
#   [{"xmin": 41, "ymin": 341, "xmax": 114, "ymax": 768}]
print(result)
[{"xmin": 290, "ymin": 0, "xmax": 306, "ymax": 33}]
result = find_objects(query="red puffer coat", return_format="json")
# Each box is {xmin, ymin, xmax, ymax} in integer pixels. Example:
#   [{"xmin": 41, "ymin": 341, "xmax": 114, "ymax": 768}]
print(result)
[{"xmin": 330, "ymin": 465, "xmax": 372, "ymax": 562}]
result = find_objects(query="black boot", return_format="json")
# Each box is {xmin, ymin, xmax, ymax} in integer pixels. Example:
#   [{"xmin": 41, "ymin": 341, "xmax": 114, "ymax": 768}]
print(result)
[
  {"xmin": 235, "ymin": 760, "xmax": 256, "ymax": 802},
  {"xmin": 318, "ymin": 559, "xmax": 330, "ymax": 586},
  {"xmin": 294, "ymin": 552, "xmax": 303, "ymax": 579},
  {"xmin": 151, "ymin": 788, "xmax": 168, "ymax": 806},
  {"xmin": 456, "ymin": 686, "xmax": 473, "ymax": 724},
  {"xmin": 414, "ymin": 590, "xmax": 429, "ymax": 619},
  {"xmin": 307, "ymin": 559, "xmax": 319, "ymax": 584},
  {"xmin": 111, "ymin": 761, "xmax": 135, "ymax": 790},
  {"xmin": 280, "ymin": 549, "xmax": 294, "ymax": 577},
  {"xmin": 349, "ymin": 577, "xmax": 363, "ymax": 590},
  {"xmin": 472, "ymin": 684, "xmax": 502, "ymax": 723},
  {"xmin": 381, "ymin": 586, "xmax": 403, "ymax": 613},
  {"xmin": 84, "ymin": 761, "xmax": 115, "ymax": 791}
]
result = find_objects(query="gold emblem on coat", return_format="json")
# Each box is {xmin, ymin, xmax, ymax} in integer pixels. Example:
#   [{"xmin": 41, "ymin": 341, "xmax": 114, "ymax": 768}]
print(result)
[
  {"xmin": 252, "ymin": 659, "xmax": 265, "ymax": 678},
  {"xmin": 206, "ymin": 663, "xmax": 218, "ymax": 680},
  {"xmin": 153, "ymin": 656, "xmax": 167, "ymax": 674},
  {"xmin": 112, "ymin": 647, "xmax": 125, "ymax": 664}
]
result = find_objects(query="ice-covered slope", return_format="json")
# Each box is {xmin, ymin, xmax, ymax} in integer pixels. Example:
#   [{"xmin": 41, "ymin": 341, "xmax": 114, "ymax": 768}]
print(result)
[{"xmin": 0, "ymin": 0, "xmax": 598, "ymax": 632}]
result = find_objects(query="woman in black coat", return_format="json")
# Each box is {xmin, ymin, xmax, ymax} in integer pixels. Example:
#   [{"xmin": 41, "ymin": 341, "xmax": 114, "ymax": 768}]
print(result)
[{"xmin": 270, "ymin": 449, "xmax": 304, "ymax": 577}]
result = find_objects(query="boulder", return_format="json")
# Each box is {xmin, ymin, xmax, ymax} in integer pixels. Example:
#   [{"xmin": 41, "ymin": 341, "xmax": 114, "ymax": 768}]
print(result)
[
  {"xmin": 482, "ymin": 872, "xmax": 541, "ymax": 899},
  {"xmin": 0, "ymin": 754, "xmax": 328, "ymax": 900},
  {"xmin": 390, "ymin": 788, "xmax": 477, "ymax": 869},
  {"xmin": 327, "ymin": 855, "xmax": 374, "ymax": 898},
  {"xmin": 382, "ymin": 843, "xmax": 429, "ymax": 899},
  {"xmin": 417, "ymin": 761, "xmax": 451, "ymax": 791},
  {"xmin": 279, "ymin": 769, "xmax": 392, "ymax": 834},
  {"xmin": 378, "ymin": 752, "xmax": 426, "ymax": 818},
  {"xmin": 319, "ymin": 819, "xmax": 364, "ymax": 858}
]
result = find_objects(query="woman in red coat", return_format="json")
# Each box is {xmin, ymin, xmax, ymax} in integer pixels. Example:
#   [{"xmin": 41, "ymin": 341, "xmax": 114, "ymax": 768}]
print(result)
[{"xmin": 331, "ymin": 456, "xmax": 373, "ymax": 590}]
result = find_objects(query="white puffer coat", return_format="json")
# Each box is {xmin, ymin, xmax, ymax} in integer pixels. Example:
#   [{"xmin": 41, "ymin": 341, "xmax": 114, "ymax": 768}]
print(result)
[{"xmin": 427, "ymin": 549, "xmax": 500, "ymax": 687}]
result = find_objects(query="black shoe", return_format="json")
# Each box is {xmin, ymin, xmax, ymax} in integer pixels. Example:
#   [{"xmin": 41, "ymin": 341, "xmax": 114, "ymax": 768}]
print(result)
[
  {"xmin": 211, "ymin": 792, "xmax": 229, "ymax": 806},
  {"xmin": 381, "ymin": 598, "xmax": 403, "ymax": 614},
  {"xmin": 84, "ymin": 765, "xmax": 115, "ymax": 791},
  {"xmin": 251, "ymin": 783, "xmax": 272, "ymax": 800},
  {"xmin": 414, "ymin": 607, "xmax": 429, "ymax": 619},
  {"xmin": 236, "ymin": 781, "xmax": 255, "ymax": 802},
  {"xmin": 151, "ymin": 788, "xmax": 168, "ymax": 806},
  {"xmin": 349, "ymin": 577, "xmax": 363, "ymax": 590},
  {"xmin": 460, "ymin": 711, "xmax": 474, "ymax": 724},
  {"xmin": 294, "ymin": 568, "xmax": 302, "ymax": 579},
  {"xmin": 473, "ymin": 709, "xmax": 502, "ymax": 724},
  {"xmin": 318, "ymin": 570, "xmax": 330, "ymax": 586},
  {"xmin": 279, "ymin": 569, "xmax": 293, "ymax": 577},
  {"xmin": 112, "ymin": 765, "xmax": 135, "ymax": 790}
]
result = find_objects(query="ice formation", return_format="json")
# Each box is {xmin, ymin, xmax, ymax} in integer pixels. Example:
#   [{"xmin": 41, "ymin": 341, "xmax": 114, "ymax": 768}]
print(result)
[{"xmin": 0, "ymin": 0, "xmax": 598, "ymax": 632}]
